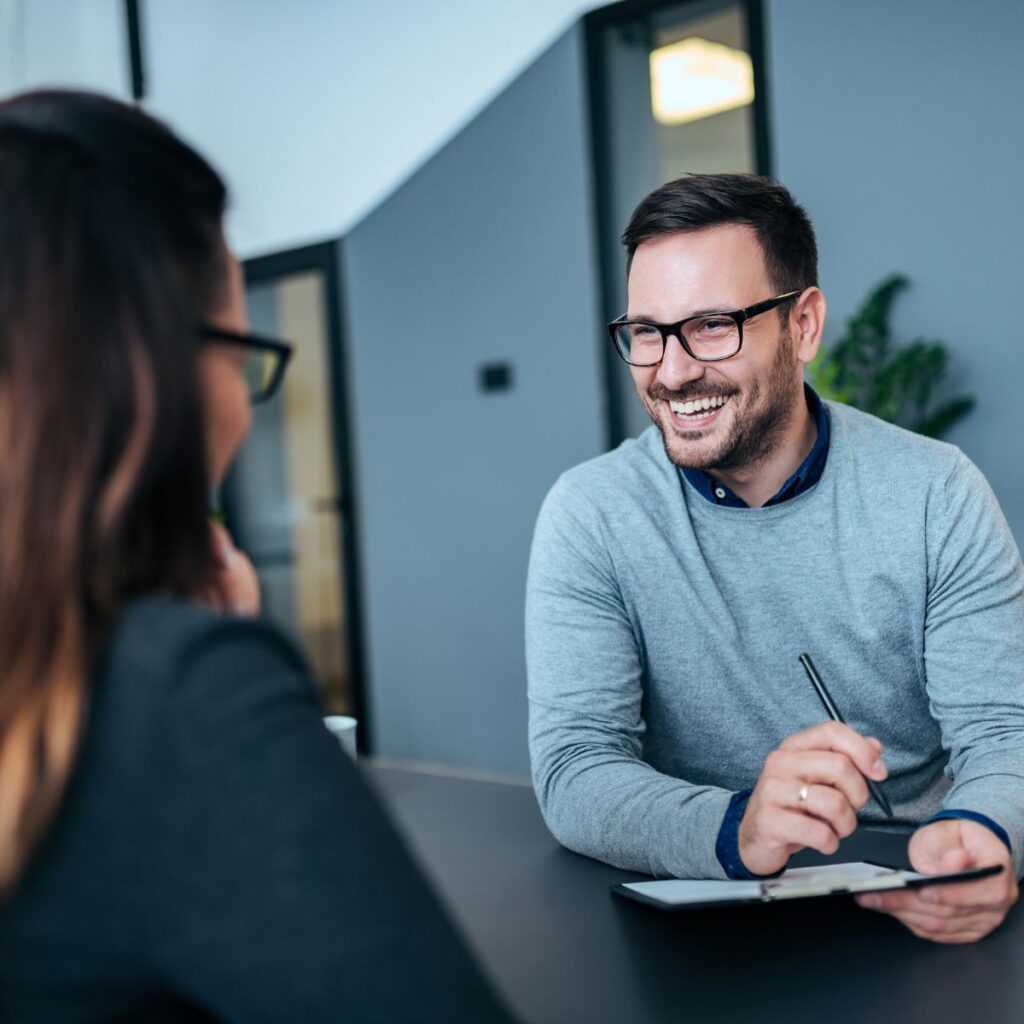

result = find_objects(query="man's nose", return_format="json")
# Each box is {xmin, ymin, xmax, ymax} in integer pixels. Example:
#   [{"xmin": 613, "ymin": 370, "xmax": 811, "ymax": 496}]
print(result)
[{"xmin": 656, "ymin": 332, "xmax": 705, "ymax": 389}]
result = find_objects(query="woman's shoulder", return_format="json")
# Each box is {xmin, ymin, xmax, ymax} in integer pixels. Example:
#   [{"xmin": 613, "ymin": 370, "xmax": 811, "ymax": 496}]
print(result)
[
  {"xmin": 106, "ymin": 594, "xmax": 307, "ymax": 673},
  {"xmin": 94, "ymin": 595, "xmax": 319, "ymax": 739}
]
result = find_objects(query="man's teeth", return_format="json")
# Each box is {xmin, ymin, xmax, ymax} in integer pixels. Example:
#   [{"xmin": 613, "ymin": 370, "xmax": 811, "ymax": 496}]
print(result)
[{"xmin": 669, "ymin": 395, "xmax": 729, "ymax": 416}]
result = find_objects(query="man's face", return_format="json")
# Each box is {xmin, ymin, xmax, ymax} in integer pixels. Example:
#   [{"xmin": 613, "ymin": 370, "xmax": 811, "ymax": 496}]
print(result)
[{"xmin": 627, "ymin": 224, "xmax": 805, "ymax": 474}]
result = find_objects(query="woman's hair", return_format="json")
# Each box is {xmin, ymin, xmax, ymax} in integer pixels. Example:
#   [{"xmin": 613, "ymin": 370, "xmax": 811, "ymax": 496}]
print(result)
[{"xmin": 0, "ymin": 90, "xmax": 228, "ymax": 890}]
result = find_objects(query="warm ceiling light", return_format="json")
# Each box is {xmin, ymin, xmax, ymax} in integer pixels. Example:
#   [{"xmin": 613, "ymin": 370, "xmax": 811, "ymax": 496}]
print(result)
[{"xmin": 650, "ymin": 37, "xmax": 754, "ymax": 126}]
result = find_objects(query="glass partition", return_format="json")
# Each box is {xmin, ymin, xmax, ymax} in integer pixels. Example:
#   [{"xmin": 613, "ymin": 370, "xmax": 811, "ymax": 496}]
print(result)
[
  {"xmin": 221, "ymin": 245, "xmax": 363, "ymax": 726},
  {"xmin": 588, "ymin": 0, "xmax": 768, "ymax": 442}
]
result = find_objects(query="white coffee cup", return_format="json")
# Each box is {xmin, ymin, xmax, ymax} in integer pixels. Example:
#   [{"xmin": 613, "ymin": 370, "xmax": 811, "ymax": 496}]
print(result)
[{"xmin": 323, "ymin": 715, "xmax": 358, "ymax": 757}]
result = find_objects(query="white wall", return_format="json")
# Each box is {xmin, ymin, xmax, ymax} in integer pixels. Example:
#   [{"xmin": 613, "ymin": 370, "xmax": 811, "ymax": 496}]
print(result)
[
  {"xmin": 1, "ymin": 0, "xmax": 594, "ymax": 257},
  {"xmin": 0, "ymin": 0, "xmax": 125, "ymax": 96}
]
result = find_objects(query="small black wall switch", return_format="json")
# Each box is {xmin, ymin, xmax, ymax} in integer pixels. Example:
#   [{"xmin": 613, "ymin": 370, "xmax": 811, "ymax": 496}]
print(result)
[{"xmin": 479, "ymin": 362, "xmax": 514, "ymax": 393}]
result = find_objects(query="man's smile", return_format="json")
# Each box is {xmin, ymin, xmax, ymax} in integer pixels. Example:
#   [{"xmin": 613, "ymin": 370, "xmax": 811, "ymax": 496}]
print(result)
[{"xmin": 667, "ymin": 394, "xmax": 731, "ymax": 427}]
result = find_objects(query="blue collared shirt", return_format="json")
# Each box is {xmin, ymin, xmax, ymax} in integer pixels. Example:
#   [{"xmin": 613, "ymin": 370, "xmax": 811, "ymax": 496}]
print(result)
[
  {"xmin": 695, "ymin": 388, "xmax": 1011, "ymax": 878},
  {"xmin": 680, "ymin": 385, "xmax": 830, "ymax": 508}
]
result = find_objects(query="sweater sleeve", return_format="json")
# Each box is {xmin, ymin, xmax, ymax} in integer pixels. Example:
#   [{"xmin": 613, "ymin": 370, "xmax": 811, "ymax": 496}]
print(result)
[
  {"xmin": 147, "ymin": 618, "xmax": 514, "ymax": 1023},
  {"xmin": 923, "ymin": 452, "xmax": 1024, "ymax": 875},
  {"xmin": 526, "ymin": 477, "xmax": 734, "ymax": 880}
]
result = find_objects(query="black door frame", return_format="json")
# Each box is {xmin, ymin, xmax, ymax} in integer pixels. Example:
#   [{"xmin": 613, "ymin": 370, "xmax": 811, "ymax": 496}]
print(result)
[
  {"xmin": 583, "ymin": 0, "xmax": 772, "ymax": 449},
  {"xmin": 238, "ymin": 240, "xmax": 372, "ymax": 754}
]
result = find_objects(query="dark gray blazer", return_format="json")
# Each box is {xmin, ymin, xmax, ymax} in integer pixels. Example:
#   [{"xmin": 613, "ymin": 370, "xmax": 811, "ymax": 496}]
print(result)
[{"xmin": 0, "ymin": 597, "xmax": 513, "ymax": 1023}]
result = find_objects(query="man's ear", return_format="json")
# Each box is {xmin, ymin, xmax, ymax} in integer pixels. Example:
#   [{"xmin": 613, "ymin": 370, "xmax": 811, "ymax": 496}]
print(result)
[{"xmin": 793, "ymin": 287, "xmax": 826, "ymax": 365}]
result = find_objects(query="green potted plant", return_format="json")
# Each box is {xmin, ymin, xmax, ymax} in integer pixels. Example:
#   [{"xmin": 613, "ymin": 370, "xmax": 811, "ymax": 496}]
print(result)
[{"xmin": 807, "ymin": 274, "xmax": 974, "ymax": 439}]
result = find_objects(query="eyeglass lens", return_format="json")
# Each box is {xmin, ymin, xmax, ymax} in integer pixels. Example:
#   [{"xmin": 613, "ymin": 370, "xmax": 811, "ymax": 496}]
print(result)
[
  {"xmin": 614, "ymin": 313, "xmax": 740, "ymax": 365},
  {"xmin": 243, "ymin": 348, "xmax": 280, "ymax": 401}
]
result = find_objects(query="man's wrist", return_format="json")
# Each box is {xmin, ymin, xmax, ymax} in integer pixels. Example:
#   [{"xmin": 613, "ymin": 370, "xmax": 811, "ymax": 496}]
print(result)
[
  {"xmin": 715, "ymin": 788, "xmax": 783, "ymax": 880},
  {"xmin": 919, "ymin": 809, "xmax": 1013, "ymax": 857}
]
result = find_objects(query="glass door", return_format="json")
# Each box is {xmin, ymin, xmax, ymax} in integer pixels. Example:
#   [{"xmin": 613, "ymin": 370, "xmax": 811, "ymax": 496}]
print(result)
[
  {"xmin": 221, "ymin": 243, "xmax": 366, "ymax": 736},
  {"xmin": 587, "ymin": 0, "xmax": 770, "ymax": 443}
]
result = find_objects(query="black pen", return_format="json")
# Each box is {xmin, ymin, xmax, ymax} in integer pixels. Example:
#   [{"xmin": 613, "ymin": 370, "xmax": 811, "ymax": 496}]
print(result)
[{"xmin": 798, "ymin": 653, "xmax": 894, "ymax": 820}]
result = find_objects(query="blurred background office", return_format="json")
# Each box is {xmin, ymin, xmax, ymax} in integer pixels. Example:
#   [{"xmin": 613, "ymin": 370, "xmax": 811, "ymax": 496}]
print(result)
[{"xmin": 3, "ymin": 0, "xmax": 1020, "ymax": 778}]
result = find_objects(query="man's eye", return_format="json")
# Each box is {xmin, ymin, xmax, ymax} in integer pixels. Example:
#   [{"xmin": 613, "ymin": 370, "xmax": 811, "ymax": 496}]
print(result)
[
  {"xmin": 631, "ymin": 324, "xmax": 659, "ymax": 338},
  {"xmin": 694, "ymin": 317, "xmax": 734, "ymax": 335}
]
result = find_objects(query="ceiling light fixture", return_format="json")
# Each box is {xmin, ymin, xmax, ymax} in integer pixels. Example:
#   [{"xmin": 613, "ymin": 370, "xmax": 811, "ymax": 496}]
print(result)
[{"xmin": 650, "ymin": 37, "xmax": 754, "ymax": 126}]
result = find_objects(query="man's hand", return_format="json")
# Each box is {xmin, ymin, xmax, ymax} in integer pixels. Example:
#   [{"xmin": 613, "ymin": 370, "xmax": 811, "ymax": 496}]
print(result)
[
  {"xmin": 738, "ymin": 721, "xmax": 887, "ymax": 876},
  {"xmin": 203, "ymin": 520, "xmax": 261, "ymax": 617},
  {"xmin": 855, "ymin": 819, "xmax": 1017, "ymax": 943}
]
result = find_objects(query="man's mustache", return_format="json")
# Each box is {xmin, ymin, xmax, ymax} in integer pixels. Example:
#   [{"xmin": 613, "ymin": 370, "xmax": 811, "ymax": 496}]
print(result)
[{"xmin": 648, "ymin": 382, "xmax": 739, "ymax": 403}]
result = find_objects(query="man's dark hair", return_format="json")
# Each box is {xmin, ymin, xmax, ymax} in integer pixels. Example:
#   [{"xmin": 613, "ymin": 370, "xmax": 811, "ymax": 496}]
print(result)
[{"xmin": 621, "ymin": 173, "xmax": 818, "ymax": 293}]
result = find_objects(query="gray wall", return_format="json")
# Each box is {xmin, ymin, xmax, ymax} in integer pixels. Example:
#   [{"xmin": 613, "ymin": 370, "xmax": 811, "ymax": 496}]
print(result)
[
  {"xmin": 767, "ymin": 0, "xmax": 1024, "ymax": 542},
  {"xmin": 341, "ymin": 25, "xmax": 605, "ymax": 775}
]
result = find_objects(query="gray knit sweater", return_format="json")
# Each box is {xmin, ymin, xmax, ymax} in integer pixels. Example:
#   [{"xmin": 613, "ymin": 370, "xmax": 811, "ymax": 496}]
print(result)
[{"xmin": 526, "ymin": 402, "xmax": 1024, "ymax": 879}]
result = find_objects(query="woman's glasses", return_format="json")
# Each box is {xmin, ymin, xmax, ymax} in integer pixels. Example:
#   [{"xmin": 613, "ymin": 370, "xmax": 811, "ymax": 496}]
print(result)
[{"xmin": 198, "ymin": 325, "xmax": 294, "ymax": 404}]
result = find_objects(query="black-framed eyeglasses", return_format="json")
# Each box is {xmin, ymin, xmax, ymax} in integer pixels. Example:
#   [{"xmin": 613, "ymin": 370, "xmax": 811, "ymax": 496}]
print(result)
[
  {"xmin": 607, "ymin": 290, "xmax": 803, "ymax": 366},
  {"xmin": 198, "ymin": 325, "xmax": 294, "ymax": 404}
]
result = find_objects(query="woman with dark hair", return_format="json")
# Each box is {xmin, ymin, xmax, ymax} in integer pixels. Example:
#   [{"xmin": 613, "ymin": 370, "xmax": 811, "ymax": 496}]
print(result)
[{"xmin": 0, "ymin": 90, "xmax": 513, "ymax": 1023}]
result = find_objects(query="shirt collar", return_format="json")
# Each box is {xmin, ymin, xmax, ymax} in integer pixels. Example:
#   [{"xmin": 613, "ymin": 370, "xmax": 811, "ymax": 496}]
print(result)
[{"xmin": 679, "ymin": 385, "xmax": 830, "ymax": 509}]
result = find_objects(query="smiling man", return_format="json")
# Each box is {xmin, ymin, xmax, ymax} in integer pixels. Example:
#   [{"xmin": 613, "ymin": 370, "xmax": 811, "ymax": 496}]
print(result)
[{"xmin": 526, "ymin": 174, "xmax": 1024, "ymax": 943}]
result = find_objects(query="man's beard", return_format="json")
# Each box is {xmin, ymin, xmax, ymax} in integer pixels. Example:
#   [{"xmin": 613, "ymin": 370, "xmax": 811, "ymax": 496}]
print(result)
[{"xmin": 641, "ymin": 325, "xmax": 803, "ymax": 474}]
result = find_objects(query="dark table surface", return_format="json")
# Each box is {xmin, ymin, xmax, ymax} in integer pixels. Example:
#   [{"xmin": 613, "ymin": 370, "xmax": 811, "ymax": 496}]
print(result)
[{"xmin": 366, "ymin": 761, "xmax": 1024, "ymax": 1024}]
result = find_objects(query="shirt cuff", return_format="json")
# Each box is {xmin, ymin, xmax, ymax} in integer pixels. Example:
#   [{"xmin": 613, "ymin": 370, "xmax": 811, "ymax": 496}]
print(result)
[
  {"xmin": 715, "ymin": 788, "xmax": 784, "ymax": 880},
  {"xmin": 920, "ymin": 809, "xmax": 1013, "ymax": 856}
]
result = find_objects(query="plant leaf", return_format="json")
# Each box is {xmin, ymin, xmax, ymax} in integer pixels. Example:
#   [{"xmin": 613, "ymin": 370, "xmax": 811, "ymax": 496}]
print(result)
[
  {"xmin": 813, "ymin": 275, "xmax": 974, "ymax": 439},
  {"xmin": 913, "ymin": 396, "xmax": 976, "ymax": 439}
]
